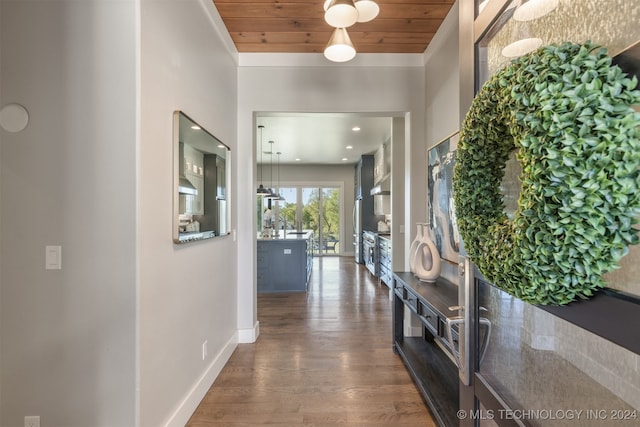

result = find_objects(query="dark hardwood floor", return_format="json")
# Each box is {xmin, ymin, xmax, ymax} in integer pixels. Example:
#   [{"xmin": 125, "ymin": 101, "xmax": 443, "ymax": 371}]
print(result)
[{"xmin": 186, "ymin": 257, "xmax": 436, "ymax": 426}]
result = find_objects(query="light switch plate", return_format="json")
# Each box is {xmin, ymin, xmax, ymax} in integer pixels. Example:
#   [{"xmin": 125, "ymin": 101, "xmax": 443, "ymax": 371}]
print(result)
[{"xmin": 45, "ymin": 245, "xmax": 62, "ymax": 270}]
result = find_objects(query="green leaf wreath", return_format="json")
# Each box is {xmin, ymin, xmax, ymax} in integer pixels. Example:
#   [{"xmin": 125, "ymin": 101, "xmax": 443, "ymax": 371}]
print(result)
[{"xmin": 453, "ymin": 41, "xmax": 640, "ymax": 305}]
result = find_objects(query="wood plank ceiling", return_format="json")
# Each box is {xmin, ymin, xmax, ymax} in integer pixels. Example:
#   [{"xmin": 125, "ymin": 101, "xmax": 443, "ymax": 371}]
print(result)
[{"xmin": 212, "ymin": 0, "xmax": 456, "ymax": 54}]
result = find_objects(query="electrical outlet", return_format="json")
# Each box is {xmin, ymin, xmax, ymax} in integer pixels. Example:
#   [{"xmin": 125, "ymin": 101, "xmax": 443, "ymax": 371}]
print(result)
[
  {"xmin": 25, "ymin": 416, "xmax": 40, "ymax": 427},
  {"xmin": 202, "ymin": 340, "xmax": 208, "ymax": 360}
]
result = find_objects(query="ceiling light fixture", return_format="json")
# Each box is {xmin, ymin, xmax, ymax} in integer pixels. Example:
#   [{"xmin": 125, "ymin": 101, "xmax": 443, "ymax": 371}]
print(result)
[
  {"xmin": 502, "ymin": 3, "xmax": 550, "ymax": 60},
  {"xmin": 324, "ymin": 0, "xmax": 359, "ymax": 28},
  {"xmin": 256, "ymin": 125, "xmax": 272, "ymax": 196},
  {"xmin": 323, "ymin": 0, "xmax": 379, "ymax": 62},
  {"xmin": 324, "ymin": 27, "xmax": 356, "ymax": 62},
  {"xmin": 501, "ymin": 37, "xmax": 542, "ymax": 57},
  {"xmin": 352, "ymin": 126, "xmax": 360, "ymax": 131},
  {"xmin": 513, "ymin": 0, "xmax": 559, "ymax": 21},
  {"xmin": 265, "ymin": 140, "xmax": 281, "ymax": 200},
  {"xmin": 354, "ymin": 0, "xmax": 379, "ymax": 22},
  {"xmin": 275, "ymin": 151, "xmax": 286, "ymax": 202}
]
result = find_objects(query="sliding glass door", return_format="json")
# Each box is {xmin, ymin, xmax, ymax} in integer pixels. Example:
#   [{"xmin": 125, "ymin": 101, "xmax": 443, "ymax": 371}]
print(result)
[
  {"xmin": 302, "ymin": 187, "xmax": 341, "ymax": 255},
  {"xmin": 262, "ymin": 185, "xmax": 341, "ymax": 256},
  {"xmin": 320, "ymin": 187, "xmax": 340, "ymax": 254}
]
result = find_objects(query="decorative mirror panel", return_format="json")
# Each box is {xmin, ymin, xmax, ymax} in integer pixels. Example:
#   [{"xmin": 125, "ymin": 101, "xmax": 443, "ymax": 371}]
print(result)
[{"xmin": 173, "ymin": 111, "xmax": 230, "ymax": 243}]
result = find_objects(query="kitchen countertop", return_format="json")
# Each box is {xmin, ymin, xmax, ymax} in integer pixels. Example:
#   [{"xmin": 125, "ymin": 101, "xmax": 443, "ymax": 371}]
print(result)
[
  {"xmin": 362, "ymin": 230, "xmax": 391, "ymax": 239},
  {"xmin": 257, "ymin": 230, "xmax": 313, "ymax": 241}
]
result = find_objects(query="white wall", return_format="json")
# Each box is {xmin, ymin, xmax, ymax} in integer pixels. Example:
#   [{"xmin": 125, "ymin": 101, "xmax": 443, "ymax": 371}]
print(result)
[
  {"xmin": 138, "ymin": 1, "xmax": 238, "ymax": 426},
  {"xmin": 0, "ymin": 1, "xmax": 450, "ymax": 424},
  {"xmin": 0, "ymin": 1, "xmax": 239, "ymax": 426},
  {"xmin": 423, "ymin": 2, "xmax": 460, "ymax": 281},
  {"xmin": 237, "ymin": 65, "xmax": 425, "ymax": 339},
  {"xmin": 0, "ymin": 2, "xmax": 137, "ymax": 426},
  {"xmin": 425, "ymin": 2, "xmax": 460, "ymax": 148}
]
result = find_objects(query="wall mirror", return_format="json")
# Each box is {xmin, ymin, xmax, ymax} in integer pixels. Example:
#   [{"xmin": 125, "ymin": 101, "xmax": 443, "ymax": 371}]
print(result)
[{"xmin": 173, "ymin": 111, "xmax": 230, "ymax": 243}]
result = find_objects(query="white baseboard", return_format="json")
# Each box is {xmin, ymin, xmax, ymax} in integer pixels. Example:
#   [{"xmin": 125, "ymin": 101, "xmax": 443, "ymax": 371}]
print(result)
[
  {"xmin": 164, "ymin": 333, "xmax": 238, "ymax": 427},
  {"xmin": 238, "ymin": 321, "xmax": 260, "ymax": 343}
]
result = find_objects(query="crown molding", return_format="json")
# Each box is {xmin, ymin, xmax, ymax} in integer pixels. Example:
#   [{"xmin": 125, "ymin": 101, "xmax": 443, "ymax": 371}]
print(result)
[{"xmin": 238, "ymin": 52, "xmax": 425, "ymax": 68}]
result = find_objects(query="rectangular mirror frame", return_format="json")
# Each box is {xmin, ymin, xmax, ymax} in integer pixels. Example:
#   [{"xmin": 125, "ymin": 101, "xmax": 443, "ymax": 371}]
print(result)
[{"xmin": 173, "ymin": 111, "xmax": 231, "ymax": 244}]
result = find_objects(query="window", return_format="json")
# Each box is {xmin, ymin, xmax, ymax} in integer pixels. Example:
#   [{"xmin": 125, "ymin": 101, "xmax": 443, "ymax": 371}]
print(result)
[{"xmin": 259, "ymin": 185, "xmax": 342, "ymax": 256}]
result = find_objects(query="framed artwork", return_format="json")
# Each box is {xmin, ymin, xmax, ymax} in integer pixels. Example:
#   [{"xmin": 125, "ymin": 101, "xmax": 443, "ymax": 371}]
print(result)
[{"xmin": 427, "ymin": 132, "xmax": 461, "ymax": 263}]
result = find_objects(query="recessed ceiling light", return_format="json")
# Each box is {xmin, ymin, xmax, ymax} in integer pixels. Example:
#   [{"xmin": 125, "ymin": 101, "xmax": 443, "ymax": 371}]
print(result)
[
  {"xmin": 352, "ymin": 126, "xmax": 360, "ymax": 132},
  {"xmin": 190, "ymin": 125, "xmax": 201, "ymax": 130},
  {"xmin": 295, "ymin": 158, "xmax": 301, "ymax": 161},
  {"xmin": 342, "ymin": 157, "xmax": 348, "ymax": 161},
  {"xmin": 346, "ymin": 145, "xmax": 353, "ymax": 149}
]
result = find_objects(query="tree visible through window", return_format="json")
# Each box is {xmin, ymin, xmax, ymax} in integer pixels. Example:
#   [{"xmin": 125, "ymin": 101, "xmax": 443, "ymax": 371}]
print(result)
[{"xmin": 265, "ymin": 186, "xmax": 341, "ymax": 255}]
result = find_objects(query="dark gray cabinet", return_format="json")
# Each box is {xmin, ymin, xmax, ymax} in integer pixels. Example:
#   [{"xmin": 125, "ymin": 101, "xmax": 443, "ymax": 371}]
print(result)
[
  {"xmin": 355, "ymin": 155, "xmax": 376, "ymax": 230},
  {"xmin": 201, "ymin": 154, "xmax": 226, "ymax": 235},
  {"xmin": 257, "ymin": 233, "xmax": 313, "ymax": 293},
  {"xmin": 354, "ymin": 155, "xmax": 377, "ymax": 264},
  {"xmin": 378, "ymin": 236, "xmax": 392, "ymax": 287}
]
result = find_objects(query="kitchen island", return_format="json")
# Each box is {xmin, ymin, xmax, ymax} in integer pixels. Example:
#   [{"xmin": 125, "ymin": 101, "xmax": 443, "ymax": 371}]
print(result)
[{"xmin": 257, "ymin": 230, "xmax": 314, "ymax": 293}]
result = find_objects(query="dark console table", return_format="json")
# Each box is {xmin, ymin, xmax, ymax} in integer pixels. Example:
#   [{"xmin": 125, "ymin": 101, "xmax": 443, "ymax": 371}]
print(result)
[{"xmin": 392, "ymin": 272, "xmax": 460, "ymax": 427}]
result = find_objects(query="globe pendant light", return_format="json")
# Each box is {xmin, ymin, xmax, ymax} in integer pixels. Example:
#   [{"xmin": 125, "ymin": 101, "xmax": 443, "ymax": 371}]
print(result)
[
  {"xmin": 324, "ymin": 0, "xmax": 359, "ymax": 28},
  {"xmin": 324, "ymin": 28, "xmax": 356, "ymax": 62},
  {"xmin": 256, "ymin": 125, "xmax": 271, "ymax": 195},
  {"xmin": 354, "ymin": 0, "xmax": 379, "ymax": 23}
]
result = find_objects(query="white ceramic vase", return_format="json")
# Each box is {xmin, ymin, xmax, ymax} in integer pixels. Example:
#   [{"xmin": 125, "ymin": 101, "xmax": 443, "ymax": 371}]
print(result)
[
  {"xmin": 409, "ymin": 222, "xmax": 425, "ymax": 273},
  {"xmin": 411, "ymin": 225, "xmax": 441, "ymax": 283}
]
